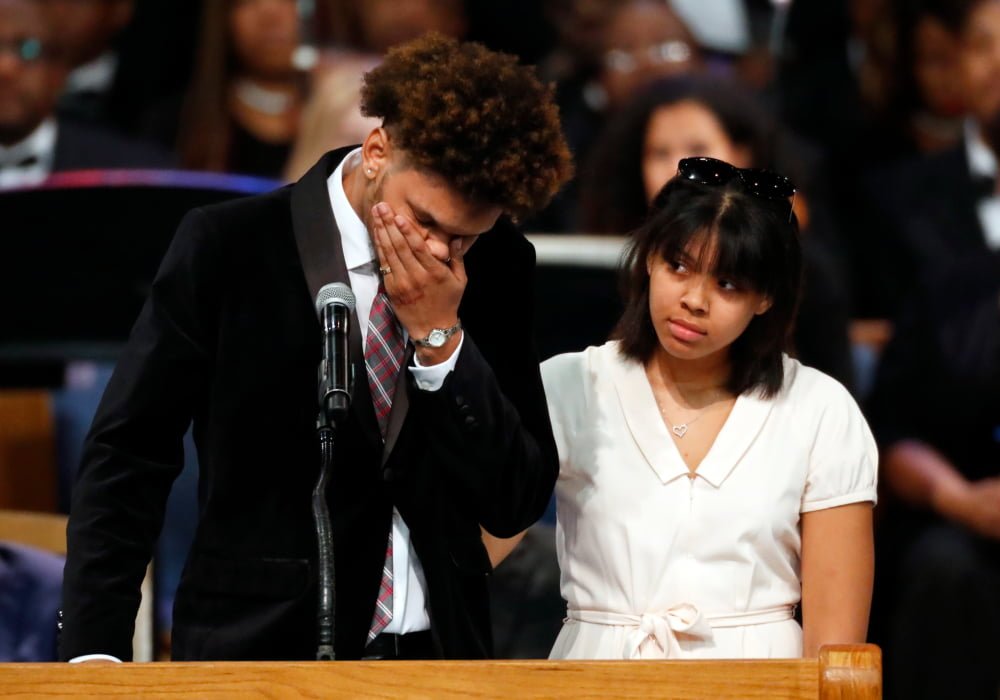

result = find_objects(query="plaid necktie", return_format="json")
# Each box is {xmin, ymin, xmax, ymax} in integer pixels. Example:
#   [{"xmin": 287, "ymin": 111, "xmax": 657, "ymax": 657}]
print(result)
[{"xmin": 365, "ymin": 285, "xmax": 405, "ymax": 641}]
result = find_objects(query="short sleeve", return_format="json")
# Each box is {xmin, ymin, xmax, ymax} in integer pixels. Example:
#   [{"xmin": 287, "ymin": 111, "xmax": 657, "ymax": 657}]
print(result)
[
  {"xmin": 541, "ymin": 347, "xmax": 604, "ymax": 477},
  {"xmin": 540, "ymin": 351, "xmax": 585, "ymax": 474},
  {"xmin": 801, "ymin": 377, "xmax": 879, "ymax": 513}
]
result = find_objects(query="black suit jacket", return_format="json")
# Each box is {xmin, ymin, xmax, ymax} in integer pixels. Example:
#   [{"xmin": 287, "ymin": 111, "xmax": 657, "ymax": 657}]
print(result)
[
  {"xmin": 52, "ymin": 119, "xmax": 174, "ymax": 172},
  {"xmin": 60, "ymin": 147, "xmax": 559, "ymax": 661},
  {"xmin": 855, "ymin": 142, "xmax": 988, "ymax": 318}
]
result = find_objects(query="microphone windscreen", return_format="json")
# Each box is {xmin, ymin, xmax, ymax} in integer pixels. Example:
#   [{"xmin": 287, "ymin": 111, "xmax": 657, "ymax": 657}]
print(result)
[{"xmin": 315, "ymin": 282, "xmax": 357, "ymax": 315}]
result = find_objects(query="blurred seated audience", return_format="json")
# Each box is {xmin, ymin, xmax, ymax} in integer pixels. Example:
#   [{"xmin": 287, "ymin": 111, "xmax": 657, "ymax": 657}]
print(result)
[
  {"xmin": 772, "ymin": 1, "xmax": 899, "ymax": 284},
  {"xmin": 282, "ymin": 0, "xmax": 469, "ymax": 181},
  {"xmin": 889, "ymin": 0, "xmax": 968, "ymax": 156},
  {"xmin": 40, "ymin": 0, "xmax": 132, "ymax": 127},
  {"xmin": 852, "ymin": 0, "xmax": 1000, "ymax": 321},
  {"xmin": 0, "ymin": 0, "xmax": 171, "ymax": 190},
  {"xmin": 827, "ymin": 0, "xmax": 968, "ymax": 322},
  {"xmin": 282, "ymin": 50, "xmax": 380, "ymax": 182},
  {"xmin": 589, "ymin": 0, "xmax": 702, "ymax": 114},
  {"xmin": 532, "ymin": 0, "xmax": 703, "ymax": 232},
  {"xmin": 144, "ymin": 0, "xmax": 303, "ymax": 178},
  {"xmin": 867, "ymin": 251, "xmax": 1000, "ymax": 700},
  {"xmin": 774, "ymin": 0, "xmax": 895, "ymax": 162},
  {"xmin": 0, "ymin": 541, "xmax": 63, "ymax": 661},
  {"xmin": 318, "ymin": 0, "xmax": 466, "ymax": 54},
  {"xmin": 579, "ymin": 76, "xmax": 855, "ymax": 391},
  {"xmin": 782, "ymin": 0, "xmax": 967, "ymax": 165}
]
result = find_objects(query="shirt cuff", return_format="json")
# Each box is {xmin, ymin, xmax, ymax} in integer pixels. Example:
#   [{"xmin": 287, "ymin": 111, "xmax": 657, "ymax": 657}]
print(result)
[
  {"xmin": 409, "ymin": 332, "xmax": 464, "ymax": 391},
  {"xmin": 69, "ymin": 653, "xmax": 123, "ymax": 663}
]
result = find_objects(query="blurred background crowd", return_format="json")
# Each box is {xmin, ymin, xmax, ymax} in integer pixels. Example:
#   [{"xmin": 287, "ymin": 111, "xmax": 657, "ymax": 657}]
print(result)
[{"xmin": 1, "ymin": 1, "xmax": 999, "ymax": 698}]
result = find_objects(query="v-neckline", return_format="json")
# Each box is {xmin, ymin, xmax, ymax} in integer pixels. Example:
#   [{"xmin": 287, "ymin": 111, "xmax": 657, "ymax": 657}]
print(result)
[
  {"xmin": 609, "ymin": 345, "xmax": 774, "ymax": 487},
  {"xmin": 661, "ymin": 394, "xmax": 738, "ymax": 475}
]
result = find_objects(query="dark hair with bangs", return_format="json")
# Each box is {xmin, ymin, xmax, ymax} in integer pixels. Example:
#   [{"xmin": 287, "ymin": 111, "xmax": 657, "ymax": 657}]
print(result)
[{"xmin": 613, "ymin": 176, "xmax": 802, "ymax": 398}]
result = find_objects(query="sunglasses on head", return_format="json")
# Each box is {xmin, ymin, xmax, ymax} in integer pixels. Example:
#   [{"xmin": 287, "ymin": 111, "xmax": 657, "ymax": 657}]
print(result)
[{"xmin": 677, "ymin": 157, "xmax": 796, "ymax": 221}]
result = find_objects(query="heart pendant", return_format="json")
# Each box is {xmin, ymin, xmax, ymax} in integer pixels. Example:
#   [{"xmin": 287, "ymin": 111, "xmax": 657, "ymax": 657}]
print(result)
[{"xmin": 672, "ymin": 424, "xmax": 688, "ymax": 438}]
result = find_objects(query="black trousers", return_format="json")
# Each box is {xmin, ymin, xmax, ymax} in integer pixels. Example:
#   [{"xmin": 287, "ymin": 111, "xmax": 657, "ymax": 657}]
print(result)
[{"xmin": 361, "ymin": 630, "xmax": 434, "ymax": 660}]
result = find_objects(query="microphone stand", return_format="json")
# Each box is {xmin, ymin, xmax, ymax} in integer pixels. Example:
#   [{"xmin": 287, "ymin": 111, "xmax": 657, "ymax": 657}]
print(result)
[
  {"xmin": 313, "ymin": 419, "xmax": 337, "ymax": 660},
  {"xmin": 313, "ymin": 300, "xmax": 351, "ymax": 661}
]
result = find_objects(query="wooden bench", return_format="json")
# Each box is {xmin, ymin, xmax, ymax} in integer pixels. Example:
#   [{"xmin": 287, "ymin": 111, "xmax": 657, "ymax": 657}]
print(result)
[
  {"xmin": 0, "ymin": 644, "xmax": 880, "ymax": 698},
  {"xmin": 0, "ymin": 391, "xmax": 56, "ymax": 512}
]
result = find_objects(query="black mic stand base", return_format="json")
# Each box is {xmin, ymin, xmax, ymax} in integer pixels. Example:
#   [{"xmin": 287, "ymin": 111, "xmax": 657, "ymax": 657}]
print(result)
[{"xmin": 313, "ymin": 422, "xmax": 339, "ymax": 660}]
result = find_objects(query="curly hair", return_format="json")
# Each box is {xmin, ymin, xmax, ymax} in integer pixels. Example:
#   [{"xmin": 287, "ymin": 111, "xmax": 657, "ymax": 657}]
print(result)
[{"xmin": 360, "ymin": 33, "xmax": 572, "ymax": 219}]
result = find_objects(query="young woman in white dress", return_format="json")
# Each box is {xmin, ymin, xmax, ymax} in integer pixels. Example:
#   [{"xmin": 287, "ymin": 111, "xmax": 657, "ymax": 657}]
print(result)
[{"xmin": 542, "ymin": 157, "xmax": 877, "ymax": 660}]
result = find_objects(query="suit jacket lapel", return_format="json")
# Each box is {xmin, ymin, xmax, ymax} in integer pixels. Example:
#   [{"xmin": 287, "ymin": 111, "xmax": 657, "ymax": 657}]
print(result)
[{"xmin": 290, "ymin": 147, "xmax": 382, "ymax": 449}]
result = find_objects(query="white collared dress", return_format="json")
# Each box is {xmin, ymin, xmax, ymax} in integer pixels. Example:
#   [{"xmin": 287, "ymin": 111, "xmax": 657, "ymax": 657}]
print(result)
[{"xmin": 541, "ymin": 341, "xmax": 877, "ymax": 660}]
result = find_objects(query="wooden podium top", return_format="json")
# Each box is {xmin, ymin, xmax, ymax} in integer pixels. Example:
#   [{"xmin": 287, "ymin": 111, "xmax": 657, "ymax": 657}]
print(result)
[{"xmin": 0, "ymin": 644, "xmax": 880, "ymax": 699}]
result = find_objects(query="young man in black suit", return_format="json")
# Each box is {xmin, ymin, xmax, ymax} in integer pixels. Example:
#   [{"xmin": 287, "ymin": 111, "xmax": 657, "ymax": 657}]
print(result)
[{"xmin": 59, "ymin": 34, "xmax": 572, "ymax": 662}]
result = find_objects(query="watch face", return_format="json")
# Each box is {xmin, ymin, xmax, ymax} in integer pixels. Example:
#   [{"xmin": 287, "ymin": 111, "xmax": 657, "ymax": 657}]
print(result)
[{"xmin": 428, "ymin": 329, "xmax": 447, "ymax": 347}]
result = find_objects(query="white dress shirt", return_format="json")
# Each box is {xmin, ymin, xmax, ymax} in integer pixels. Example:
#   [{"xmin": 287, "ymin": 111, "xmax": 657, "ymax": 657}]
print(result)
[
  {"xmin": 965, "ymin": 119, "xmax": 1000, "ymax": 251},
  {"xmin": 0, "ymin": 118, "xmax": 55, "ymax": 190},
  {"xmin": 64, "ymin": 51, "xmax": 117, "ymax": 96},
  {"xmin": 328, "ymin": 148, "xmax": 462, "ymax": 635}
]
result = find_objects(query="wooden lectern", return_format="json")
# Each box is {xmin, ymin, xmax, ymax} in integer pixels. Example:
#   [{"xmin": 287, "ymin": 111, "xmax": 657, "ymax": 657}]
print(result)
[{"xmin": 0, "ymin": 644, "xmax": 880, "ymax": 698}]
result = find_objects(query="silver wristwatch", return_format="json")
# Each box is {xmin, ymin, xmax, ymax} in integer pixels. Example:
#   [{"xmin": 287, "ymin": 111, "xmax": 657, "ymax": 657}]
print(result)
[{"xmin": 413, "ymin": 320, "xmax": 462, "ymax": 348}]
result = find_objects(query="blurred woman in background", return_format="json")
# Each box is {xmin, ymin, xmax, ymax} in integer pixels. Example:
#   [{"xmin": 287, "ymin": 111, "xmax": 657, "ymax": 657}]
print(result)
[{"xmin": 175, "ymin": 0, "xmax": 303, "ymax": 176}]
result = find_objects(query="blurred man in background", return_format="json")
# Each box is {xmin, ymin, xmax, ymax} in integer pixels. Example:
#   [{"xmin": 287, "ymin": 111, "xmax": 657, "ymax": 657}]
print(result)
[{"xmin": 0, "ymin": 0, "xmax": 168, "ymax": 189}]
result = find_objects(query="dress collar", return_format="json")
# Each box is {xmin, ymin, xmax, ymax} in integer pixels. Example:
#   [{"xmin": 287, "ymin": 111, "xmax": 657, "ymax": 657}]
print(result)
[{"xmin": 609, "ymin": 343, "xmax": 775, "ymax": 488}]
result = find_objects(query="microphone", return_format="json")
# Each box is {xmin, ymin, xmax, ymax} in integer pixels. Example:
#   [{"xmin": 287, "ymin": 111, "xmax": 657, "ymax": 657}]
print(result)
[
  {"xmin": 313, "ymin": 283, "xmax": 354, "ymax": 659},
  {"xmin": 315, "ymin": 282, "xmax": 356, "ymax": 428}
]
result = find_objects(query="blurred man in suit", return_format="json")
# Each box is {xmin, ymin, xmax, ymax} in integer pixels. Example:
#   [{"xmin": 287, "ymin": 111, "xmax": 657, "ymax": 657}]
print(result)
[
  {"xmin": 0, "ymin": 0, "xmax": 168, "ymax": 189},
  {"xmin": 867, "ymin": 4, "xmax": 1000, "ymax": 698},
  {"xmin": 855, "ymin": 0, "xmax": 1000, "ymax": 319},
  {"xmin": 40, "ymin": 0, "xmax": 132, "ymax": 126}
]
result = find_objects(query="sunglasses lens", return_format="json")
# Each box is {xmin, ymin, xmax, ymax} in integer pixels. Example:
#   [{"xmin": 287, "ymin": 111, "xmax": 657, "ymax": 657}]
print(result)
[
  {"xmin": 678, "ymin": 157, "xmax": 735, "ymax": 186},
  {"xmin": 740, "ymin": 169, "xmax": 795, "ymax": 200},
  {"xmin": 676, "ymin": 157, "xmax": 796, "ymax": 220}
]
